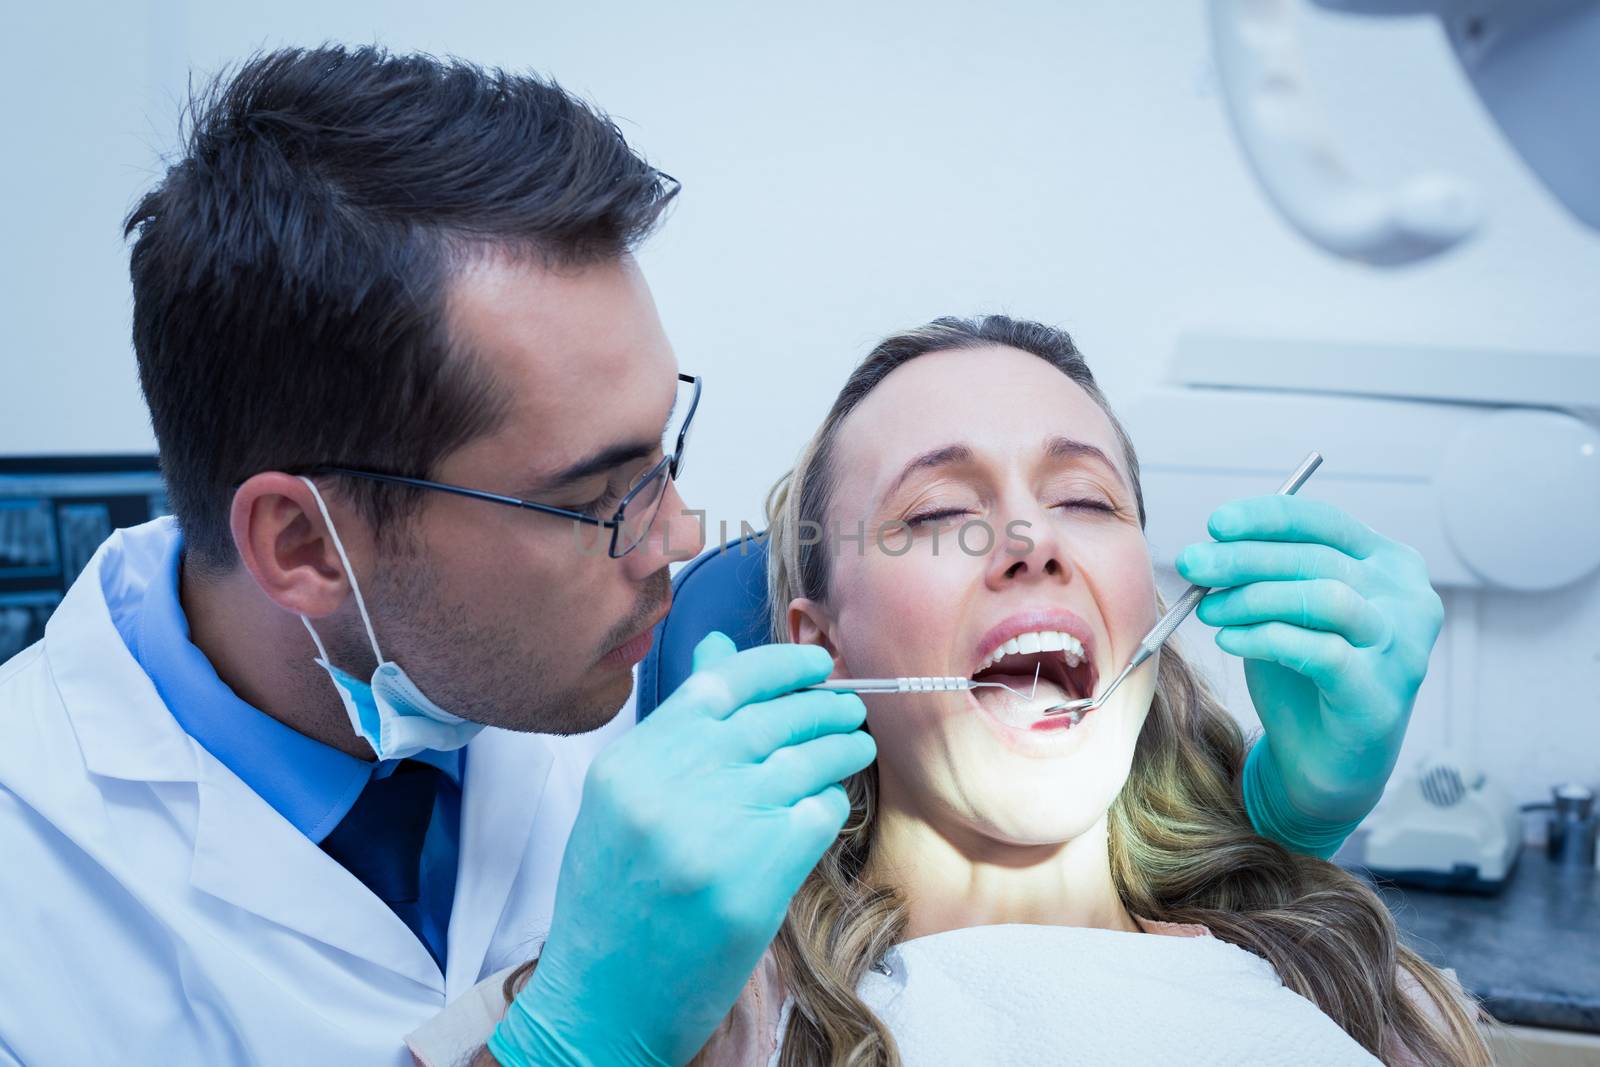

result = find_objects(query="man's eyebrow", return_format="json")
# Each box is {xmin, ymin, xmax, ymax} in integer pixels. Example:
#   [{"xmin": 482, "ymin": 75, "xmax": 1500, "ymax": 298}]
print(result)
[
  {"xmin": 529, "ymin": 439, "xmax": 658, "ymax": 494},
  {"xmin": 882, "ymin": 444, "xmax": 976, "ymax": 501},
  {"xmin": 527, "ymin": 386, "xmax": 682, "ymax": 495}
]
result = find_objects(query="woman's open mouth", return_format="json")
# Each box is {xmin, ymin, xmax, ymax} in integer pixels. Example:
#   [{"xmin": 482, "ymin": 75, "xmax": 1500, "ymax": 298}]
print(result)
[{"xmin": 969, "ymin": 629, "xmax": 1099, "ymax": 732}]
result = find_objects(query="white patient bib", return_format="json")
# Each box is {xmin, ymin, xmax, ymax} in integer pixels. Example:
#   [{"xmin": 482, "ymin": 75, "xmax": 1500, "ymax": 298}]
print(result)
[{"xmin": 773, "ymin": 923, "xmax": 1380, "ymax": 1066}]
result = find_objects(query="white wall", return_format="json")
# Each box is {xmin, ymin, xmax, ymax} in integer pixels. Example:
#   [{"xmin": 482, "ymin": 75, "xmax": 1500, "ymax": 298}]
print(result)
[{"xmin": 3, "ymin": 1, "xmax": 1597, "ymax": 804}]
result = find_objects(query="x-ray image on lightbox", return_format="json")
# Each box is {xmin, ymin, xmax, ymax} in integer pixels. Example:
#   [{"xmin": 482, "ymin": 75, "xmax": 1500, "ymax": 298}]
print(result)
[{"xmin": 0, "ymin": 455, "xmax": 168, "ymax": 662}]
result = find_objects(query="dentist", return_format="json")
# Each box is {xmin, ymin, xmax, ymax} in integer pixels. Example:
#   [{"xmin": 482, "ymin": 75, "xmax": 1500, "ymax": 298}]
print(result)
[{"xmin": 0, "ymin": 45, "xmax": 1439, "ymax": 1067}]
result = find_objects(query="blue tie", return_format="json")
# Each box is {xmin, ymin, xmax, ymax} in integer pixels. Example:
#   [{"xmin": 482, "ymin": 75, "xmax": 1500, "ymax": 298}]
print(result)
[{"xmin": 321, "ymin": 759, "xmax": 460, "ymax": 969}]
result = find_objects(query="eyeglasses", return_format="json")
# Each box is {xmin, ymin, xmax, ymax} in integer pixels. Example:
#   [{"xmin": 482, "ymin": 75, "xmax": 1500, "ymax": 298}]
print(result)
[{"xmin": 312, "ymin": 372, "xmax": 700, "ymax": 558}]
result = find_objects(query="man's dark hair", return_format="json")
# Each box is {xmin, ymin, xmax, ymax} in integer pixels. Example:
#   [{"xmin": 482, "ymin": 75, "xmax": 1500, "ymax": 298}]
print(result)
[{"xmin": 125, "ymin": 44, "xmax": 678, "ymax": 573}]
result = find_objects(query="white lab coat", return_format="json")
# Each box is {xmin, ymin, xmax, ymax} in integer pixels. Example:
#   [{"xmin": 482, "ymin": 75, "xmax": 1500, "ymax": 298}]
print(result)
[{"xmin": 0, "ymin": 519, "xmax": 630, "ymax": 1066}]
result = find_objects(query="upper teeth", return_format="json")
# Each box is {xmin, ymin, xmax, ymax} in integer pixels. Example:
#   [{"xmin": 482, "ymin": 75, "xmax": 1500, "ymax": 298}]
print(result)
[{"xmin": 977, "ymin": 630, "xmax": 1085, "ymax": 672}]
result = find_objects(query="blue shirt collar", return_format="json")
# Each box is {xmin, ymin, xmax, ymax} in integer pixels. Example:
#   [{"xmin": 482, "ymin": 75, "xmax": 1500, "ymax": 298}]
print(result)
[{"xmin": 122, "ymin": 531, "xmax": 460, "ymax": 843}]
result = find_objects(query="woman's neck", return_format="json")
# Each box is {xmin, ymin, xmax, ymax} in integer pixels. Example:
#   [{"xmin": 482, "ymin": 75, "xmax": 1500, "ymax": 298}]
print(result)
[{"xmin": 863, "ymin": 794, "xmax": 1140, "ymax": 943}]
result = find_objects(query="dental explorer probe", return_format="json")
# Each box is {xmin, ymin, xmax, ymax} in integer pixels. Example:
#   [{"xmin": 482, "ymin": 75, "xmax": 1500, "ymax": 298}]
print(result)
[
  {"xmin": 806, "ymin": 664, "xmax": 1041, "ymax": 701},
  {"xmin": 1040, "ymin": 450, "xmax": 1324, "ymax": 722}
]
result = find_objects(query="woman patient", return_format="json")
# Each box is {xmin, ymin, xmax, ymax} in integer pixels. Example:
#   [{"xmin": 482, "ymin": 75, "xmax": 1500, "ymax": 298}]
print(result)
[{"xmin": 416, "ymin": 315, "xmax": 1490, "ymax": 1066}]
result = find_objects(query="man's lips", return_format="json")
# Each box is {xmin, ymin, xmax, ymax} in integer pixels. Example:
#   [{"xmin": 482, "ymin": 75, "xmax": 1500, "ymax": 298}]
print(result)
[{"xmin": 600, "ymin": 601, "xmax": 672, "ymax": 668}]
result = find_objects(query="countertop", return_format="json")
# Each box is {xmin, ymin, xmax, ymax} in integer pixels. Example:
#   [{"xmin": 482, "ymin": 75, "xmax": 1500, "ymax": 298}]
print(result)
[{"xmin": 1344, "ymin": 842, "xmax": 1600, "ymax": 1032}]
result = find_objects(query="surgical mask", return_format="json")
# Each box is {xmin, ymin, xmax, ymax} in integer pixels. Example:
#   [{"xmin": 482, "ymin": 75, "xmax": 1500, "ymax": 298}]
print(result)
[{"xmin": 297, "ymin": 476, "xmax": 484, "ymax": 761}]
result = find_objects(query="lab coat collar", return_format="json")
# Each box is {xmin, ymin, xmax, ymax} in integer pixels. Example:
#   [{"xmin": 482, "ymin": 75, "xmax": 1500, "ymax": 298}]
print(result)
[
  {"xmin": 50, "ymin": 518, "xmax": 565, "ymax": 994},
  {"xmin": 188, "ymin": 748, "xmax": 446, "ymax": 989},
  {"xmin": 47, "ymin": 518, "xmax": 200, "ymax": 784},
  {"xmin": 445, "ymin": 726, "xmax": 554, "ymax": 993},
  {"xmin": 185, "ymin": 725, "xmax": 559, "ymax": 997},
  {"xmin": 132, "ymin": 526, "xmax": 380, "ymax": 842},
  {"xmin": 47, "ymin": 520, "xmax": 435, "ymax": 986}
]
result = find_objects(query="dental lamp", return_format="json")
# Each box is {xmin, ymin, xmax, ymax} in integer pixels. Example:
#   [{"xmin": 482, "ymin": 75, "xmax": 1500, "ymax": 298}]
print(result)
[{"xmin": 1209, "ymin": 0, "xmax": 1600, "ymax": 265}]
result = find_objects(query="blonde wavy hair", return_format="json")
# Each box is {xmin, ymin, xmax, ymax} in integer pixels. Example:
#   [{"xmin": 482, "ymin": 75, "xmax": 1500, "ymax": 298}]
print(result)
[{"xmin": 762, "ymin": 315, "xmax": 1492, "ymax": 1067}]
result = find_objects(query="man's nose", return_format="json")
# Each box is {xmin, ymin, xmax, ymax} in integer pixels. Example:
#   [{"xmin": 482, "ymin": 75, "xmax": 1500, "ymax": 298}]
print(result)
[{"xmin": 624, "ymin": 478, "xmax": 703, "ymax": 579}]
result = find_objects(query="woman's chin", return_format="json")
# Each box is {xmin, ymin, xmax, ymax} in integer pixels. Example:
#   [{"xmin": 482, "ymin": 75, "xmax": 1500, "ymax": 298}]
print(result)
[
  {"xmin": 964, "ymin": 798, "xmax": 1112, "ymax": 848},
  {"xmin": 930, "ymin": 689, "xmax": 1147, "ymax": 836}
]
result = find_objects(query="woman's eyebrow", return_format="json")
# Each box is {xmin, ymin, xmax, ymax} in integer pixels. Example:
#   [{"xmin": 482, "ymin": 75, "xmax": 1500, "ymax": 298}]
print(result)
[
  {"xmin": 1044, "ymin": 436, "xmax": 1126, "ymax": 485},
  {"xmin": 881, "ymin": 437, "xmax": 1124, "ymax": 503},
  {"xmin": 881, "ymin": 443, "xmax": 975, "ymax": 501}
]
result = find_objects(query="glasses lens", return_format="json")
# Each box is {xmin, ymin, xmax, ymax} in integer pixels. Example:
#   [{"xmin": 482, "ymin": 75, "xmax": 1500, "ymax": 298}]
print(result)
[
  {"xmin": 613, "ymin": 459, "xmax": 670, "ymax": 557},
  {"xmin": 668, "ymin": 377, "xmax": 698, "ymax": 480},
  {"xmin": 674, "ymin": 423, "xmax": 693, "ymax": 482}
]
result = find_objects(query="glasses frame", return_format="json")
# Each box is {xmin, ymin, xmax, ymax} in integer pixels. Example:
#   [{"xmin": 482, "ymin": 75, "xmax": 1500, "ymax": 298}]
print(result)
[{"xmin": 310, "ymin": 372, "xmax": 701, "ymax": 558}]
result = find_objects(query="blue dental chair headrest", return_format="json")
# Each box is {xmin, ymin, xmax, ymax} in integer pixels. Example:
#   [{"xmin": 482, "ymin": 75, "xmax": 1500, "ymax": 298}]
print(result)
[{"xmin": 637, "ymin": 534, "xmax": 775, "ymax": 720}]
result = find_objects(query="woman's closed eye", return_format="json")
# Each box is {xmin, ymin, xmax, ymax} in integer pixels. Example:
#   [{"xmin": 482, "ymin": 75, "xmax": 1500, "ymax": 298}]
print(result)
[
  {"xmin": 906, "ymin": 506, "xmax": 974, "ymax": 527},
  {"xmin": 907, "ymin": 498, "xmax": 1117, "ymax": 527},
  {"xmin": 1055, "ymin": 497, "xmax": 1118, "ymax": 514}
]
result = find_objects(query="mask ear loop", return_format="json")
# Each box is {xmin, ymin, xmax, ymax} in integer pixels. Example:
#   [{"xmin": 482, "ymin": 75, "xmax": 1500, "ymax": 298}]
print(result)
[{"xmin": 297, "ymin": 476, "xmax": 386, "ymax": 668}]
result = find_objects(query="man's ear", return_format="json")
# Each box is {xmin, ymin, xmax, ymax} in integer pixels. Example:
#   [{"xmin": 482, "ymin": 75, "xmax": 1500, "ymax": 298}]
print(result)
[
  {"xmin": 229, "ymin": 472, "xmax": 358, "ymax": 618},
  {"xmin": 787, "ymin": 597, "xmax": 846, "ymax": 677}
]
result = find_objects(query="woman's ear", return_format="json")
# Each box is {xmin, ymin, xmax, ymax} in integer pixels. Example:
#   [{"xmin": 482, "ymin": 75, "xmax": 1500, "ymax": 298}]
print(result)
[{"xmin": 787, "ymin": 597, "xmax": 845, "ymax": 674}]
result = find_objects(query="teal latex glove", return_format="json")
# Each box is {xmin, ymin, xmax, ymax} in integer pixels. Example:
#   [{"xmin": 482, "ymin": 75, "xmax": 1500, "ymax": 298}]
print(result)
[
  {"xmin": 1175, "ymin": 496, "xmax": 1444, "ymax": 859},
  {"xmin": 488, "ymin": 632, "xmax": 875, "ymax": 1067}
]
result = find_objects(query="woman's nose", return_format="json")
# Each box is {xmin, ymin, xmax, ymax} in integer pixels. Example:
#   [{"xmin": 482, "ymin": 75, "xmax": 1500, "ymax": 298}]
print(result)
[{"xmin": 986, "ymin": 499, "xmax": 1075, "ymax": 589}]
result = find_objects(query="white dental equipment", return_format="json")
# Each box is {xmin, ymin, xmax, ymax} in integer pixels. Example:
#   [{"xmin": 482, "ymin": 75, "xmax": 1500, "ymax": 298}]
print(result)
[
  {"xmin": 1040, "ymin": 451, "xmax": 1324, "ymax": 721},
  {"xmin": 1208, "ymin": 0, "xmax": 1481, "ymax": 265},
  {"xmin": 1210, "ymin": 0, "xmax": 1600, "ymax": 265},
  {"xmin": 1362, "ymin": 748, "xmax": 1521, "ymax": 891},
  {"xmin": 1124, "ymin": 336, "xmax": 1598, "ymax": 871}
]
